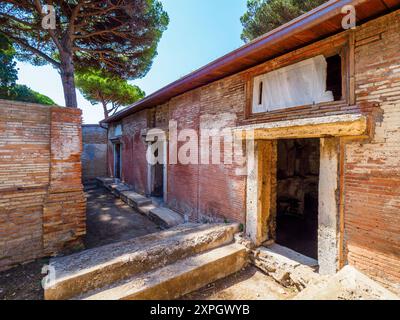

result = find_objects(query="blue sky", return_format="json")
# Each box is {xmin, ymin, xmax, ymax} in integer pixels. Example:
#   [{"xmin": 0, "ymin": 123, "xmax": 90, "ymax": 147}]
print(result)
[{"xmin": 16, "ymin": 0, "xmax": 248, "ymax": 124}]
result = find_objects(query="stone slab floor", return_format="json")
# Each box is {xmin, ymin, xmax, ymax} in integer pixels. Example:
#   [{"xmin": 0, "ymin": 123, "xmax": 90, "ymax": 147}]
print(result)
[{"xmin": 0, "ymin": 185, "xmax": 161, "ymax": 300}]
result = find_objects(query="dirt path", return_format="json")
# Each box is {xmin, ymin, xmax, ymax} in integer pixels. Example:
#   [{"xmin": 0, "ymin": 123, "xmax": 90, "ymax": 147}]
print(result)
[
  {"xmin": 0, "ymin": 259, "xmax": 47, "ymax": 300},
  {"xmin": 0, "ymin": 186, "xmax": 160, "ymax": 300},
  {"xmin": 84, "ymin": 186, "xmax": 161, "ymax": 248},
  {"xmin": 182, "ymin": 266, "xmax": 296, "ymax": 300}
]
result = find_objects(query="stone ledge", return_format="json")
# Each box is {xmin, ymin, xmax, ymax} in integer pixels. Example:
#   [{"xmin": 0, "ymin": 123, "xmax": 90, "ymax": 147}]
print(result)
[
  {"xmin": 96, "ymin": 177, "xmax": 185, "ymax": 229},
  {"xmin": 120, "ymin": 191, "xmax": 152, "ymax": 209},
  {"xmin": 81, "ymin": 243, "xmax": 248, "ymax": 300},
  {"xmin": 149, "ymin": 207, "xmax": 185, "ymax": 229},
  {"xmin": 44, "ymin": 223, "xmax": 240, "ymax": 300}
]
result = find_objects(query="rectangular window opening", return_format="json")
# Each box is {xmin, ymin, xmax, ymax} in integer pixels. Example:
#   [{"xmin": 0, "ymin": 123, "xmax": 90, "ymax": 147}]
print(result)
[
  {"xmin": 326, "ymin": 54, "xmax": 343, "ymax": 101},
  {"xmin": 251, "ymin": 53, "xmax": 346, "ymax": 114},
  {"xmin": 258, "ymin": 81, "xmax": 263, "ymax": 105}
]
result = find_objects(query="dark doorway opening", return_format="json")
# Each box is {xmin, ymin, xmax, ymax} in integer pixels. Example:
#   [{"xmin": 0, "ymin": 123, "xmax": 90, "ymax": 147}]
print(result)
[
  {"xmin": 150, "ymin": 143, "xmax": 164, "ymax": 199},
  {"xmin": 114, "ymin": 143, "xmax": 121, "ymax": 179},
  {"xmin": 276, "ymin": 138, "xmax": 320, "ymax": 259}
]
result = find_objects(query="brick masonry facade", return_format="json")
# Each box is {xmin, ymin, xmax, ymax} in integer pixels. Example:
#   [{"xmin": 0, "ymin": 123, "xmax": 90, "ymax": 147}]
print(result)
[
  {"xmin": 0, "ymin": 100, "xmax": 86, "ymax": 271},
  {"xmin": 344, "ymin": 10, "xmax": 400, "ymax": 293},
  {"xmin": 107, "ymin": 11, "xmax": 400, "ymax": 293}
]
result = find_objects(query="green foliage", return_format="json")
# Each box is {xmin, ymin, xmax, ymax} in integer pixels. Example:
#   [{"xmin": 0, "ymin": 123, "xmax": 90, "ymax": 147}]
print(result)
[
  {"xmin": 0, "ymin": 34, "xmax": 55, "ymax": 105},
  {"xmin": 0, "ymin": 0, "xmax": 169, "ymax": 79},
  {"xmin": 0, "ymin": 0, "xmax": 168, "ymax": 107},
  {"xmin": 0, "ymin": 84, "xmax": 56, "ymax": 105},
  {"xmin": 0, "ymin": 34, "xmax": 18, "ymax": 88},
  {"xmin": 240, "ymin": 0, "xmax": 327, "ymax": 43},
  {"xmin": 75, "ymin": 68, "xmax": 145, "ymax": 118}
]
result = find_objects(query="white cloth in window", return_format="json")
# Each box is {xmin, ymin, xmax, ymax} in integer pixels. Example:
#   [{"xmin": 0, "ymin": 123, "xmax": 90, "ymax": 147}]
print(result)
[{"xmin": 252, "ymin": 55, "xmax": 334, "ymax": 113}]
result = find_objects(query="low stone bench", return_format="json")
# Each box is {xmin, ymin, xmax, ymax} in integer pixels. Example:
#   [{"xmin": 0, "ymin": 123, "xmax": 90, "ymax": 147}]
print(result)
[
  {"xmin": 149, "ymin": 207, "xmax": 185, "ymax": 229},
  {"xmin": 120, "ymin": 190, "xmax": 152, "ymax": 209},
  {"xmin": 109, "ymin": 183, "xmax": 131, "ymax": 196}
]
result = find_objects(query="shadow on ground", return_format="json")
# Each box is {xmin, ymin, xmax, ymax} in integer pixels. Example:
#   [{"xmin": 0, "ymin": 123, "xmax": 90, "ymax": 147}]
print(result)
[
  {"xmin": 0, "ymin": 186, "xmax": 160, "ymax": 300},
  {"xmin": 84, "ymin": 186, "xmax": 161, "ymax": 248},
  {"xmin": 181, "ymin": 266, "xmax": 296, "ymax": 300}
]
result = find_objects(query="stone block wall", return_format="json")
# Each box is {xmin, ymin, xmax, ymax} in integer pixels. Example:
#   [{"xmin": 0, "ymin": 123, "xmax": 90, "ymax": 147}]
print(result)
[
  {"xmin": 0, "ymin": 100, "xmax": 86, "ymax": 271},
  {"xmin": 82, "ymin": 125, "xmax": 107, "ymax": 183}
]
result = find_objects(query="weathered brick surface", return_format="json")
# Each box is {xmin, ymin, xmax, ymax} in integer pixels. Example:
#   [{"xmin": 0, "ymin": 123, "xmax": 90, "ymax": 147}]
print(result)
[
  {"xmin": 82, "ymin": 125, "xmax": 107, "ymax": 183},
  {"xmin": 107, "ymin": 10, "xmax": 400, "ymax": 292},
  {"xmin": 197, "ymin": 76, "xmax": 247, "ymax": 223},
  {"xmin": 107, "ymin": 111, "xmax": 149, "ymax": 194},
  {"xmin": 167, "ymin": 92, "xmax": 201, "ymax": 220},
  {"xmin": 0, "ymin": 100, "xmax": 86, "ymax": 270},
  {"xmin": 344, "ymin": 10, "xmax": 400, "ymax": 293}
]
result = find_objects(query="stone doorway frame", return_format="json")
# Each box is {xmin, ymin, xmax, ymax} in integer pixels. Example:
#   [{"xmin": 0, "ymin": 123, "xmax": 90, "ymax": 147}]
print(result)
[
  {"xmin": 144, "ymin": 129, "xmax": 169, "ymax": 203},
  {"xmin": 110, "ymin": 138, "xmax": 123, "ymax": 180},
  {"xmin": 236, "ymin": 114, "xmax": 369, "ymax": 275}
]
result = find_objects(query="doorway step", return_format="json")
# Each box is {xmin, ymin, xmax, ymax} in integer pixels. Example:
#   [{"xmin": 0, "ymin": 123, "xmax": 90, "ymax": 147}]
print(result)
[
  {"xmin": 251, "ymin": 243, "xmax": 320, "ymax": 291},
  {"xmin": 96, "ymin": 177, "xmax": 184, "ymax": 228},
  {"xmin": 43, "ymin": 223, "xmax": 246, "ymax": 300}
]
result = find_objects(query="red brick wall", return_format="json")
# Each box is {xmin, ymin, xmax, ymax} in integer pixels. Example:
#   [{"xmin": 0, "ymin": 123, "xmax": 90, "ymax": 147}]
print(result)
[
  {"xmin": 167, "ymin": 92, "xmax": 201, "ymax": 220},
  {"xmin": 343, "ymin": 10, "xmax": 400, "ymax": 293},
  {"xmin": 197, "ymin": 76, "xmax": 246, "ymax": 223},
  {"xmin": 105, "ymin": 10, "xmax": 400, "ymax": 292},
  {"xmin": 0, "ymin": 100, "xmax": 86, "ymax": 271},
  {"xmin": 107, "ymin": 111, "xmax": 149, "ymax": 194}
]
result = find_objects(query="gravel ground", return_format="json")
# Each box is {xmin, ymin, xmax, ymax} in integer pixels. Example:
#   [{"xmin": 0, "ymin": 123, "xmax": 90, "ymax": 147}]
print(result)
[
  {"xmin": 181, "ymin": 266, "xmax": 297, "ymax": 300},
  {"xmin": 0, "ymin": 259, "xmax": 46, "ymax": 300},
  {"xmin": 84, "ymin": 186, "xmax": 161, "ymax": 248}
]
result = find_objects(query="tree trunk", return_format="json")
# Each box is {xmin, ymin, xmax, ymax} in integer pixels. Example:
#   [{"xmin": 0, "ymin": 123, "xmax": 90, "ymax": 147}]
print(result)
[
  {"xmin": 102, "ymin": 101, "xmax": 109, "ymax": 119},
  {"xmin": 60, "ymin": 53, "xmax": 78, "ymax": 108}
]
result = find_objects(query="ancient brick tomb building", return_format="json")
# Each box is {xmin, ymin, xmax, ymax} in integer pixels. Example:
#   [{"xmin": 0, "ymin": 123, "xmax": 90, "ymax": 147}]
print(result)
[
  {"xmin": 0, "ymin": 100, "xmax": 86, "ymax": 271},
  {"xmin": 102, "ymin": 1, "xmax": 400, "ymax": 294}
]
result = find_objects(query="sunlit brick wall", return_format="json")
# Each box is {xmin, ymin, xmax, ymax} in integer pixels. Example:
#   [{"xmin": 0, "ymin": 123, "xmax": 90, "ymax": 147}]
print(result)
[{"xmin": 0, "ymin": 100, "xmax": 86, "ymax": 271}]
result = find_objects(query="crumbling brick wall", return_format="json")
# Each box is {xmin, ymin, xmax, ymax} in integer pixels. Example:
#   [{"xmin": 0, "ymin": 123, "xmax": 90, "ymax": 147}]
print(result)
[
  {"xmin": 82, "ymin": 125, "xmax": 107, "ymax": 183},
  {"xmin": 0, "ymin": 100, "xmax": 86, "ymax": 271}
]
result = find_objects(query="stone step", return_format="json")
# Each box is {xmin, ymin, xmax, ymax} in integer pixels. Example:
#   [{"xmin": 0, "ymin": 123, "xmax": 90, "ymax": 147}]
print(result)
[
  {"xmin": 149, "ymin": 207, "xmax": 185, "ymax": 229},
  {"xmin": 80, "ymin": 243, "xmax": 248, "ymax": 300},
  {"xmin": 261, "ymin": 244, "xmax": 319, "ymax": 268},
  {"xmin": 96, "ymin": 177, "xmax": 115, "ymax": 187},
  {"xmin": 252, "ymin": 244, "xmax": 319, "ymax": 290},
  {"xmin": 44, "ymin": 223, "xmax": 239, "ymax": 300},
  {"xmin": 137, "ymin": 204, "xmax": 157, "ymax": 216},
  {"xmin": 109, "ymin": 182, "xmax": 131, "ymax": 197},
  {"xmin": 120, "ymin": 191, "xmax": 152, "ymax": 209}
]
